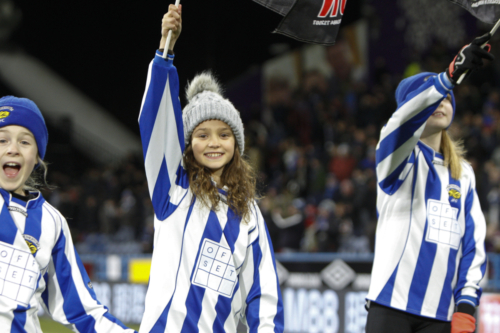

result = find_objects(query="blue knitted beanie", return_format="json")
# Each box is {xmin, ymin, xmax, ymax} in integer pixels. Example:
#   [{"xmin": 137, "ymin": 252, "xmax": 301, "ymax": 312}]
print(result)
[{"xmin": 0, "ymin": 96, "xmax": 48, "ymax": 160}]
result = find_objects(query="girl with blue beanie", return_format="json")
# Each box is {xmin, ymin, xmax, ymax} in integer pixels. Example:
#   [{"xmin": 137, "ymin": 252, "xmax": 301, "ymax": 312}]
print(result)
[
  {"xmin": 138, "ymin": 5, "xmax": 283, "ymax": 333},
  {"xmin": 366, "ymin": 34, "xmax": 494, "ymax": 333},
  {"xmin": 0, "ymin": 96, "xmax": 136, "ymax": 332}
]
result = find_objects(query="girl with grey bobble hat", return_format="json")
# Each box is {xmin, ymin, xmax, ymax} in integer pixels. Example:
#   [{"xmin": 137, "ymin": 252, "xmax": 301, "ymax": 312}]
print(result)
[{"xmin": 138, "ymin": 5, "xmax": 283, "ymax": 333}]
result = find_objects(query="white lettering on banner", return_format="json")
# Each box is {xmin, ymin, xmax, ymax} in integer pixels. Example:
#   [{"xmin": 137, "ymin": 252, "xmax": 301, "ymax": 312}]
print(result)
[
  {"xmin": 471, "ymin": 0, "xmax": 500, "ymax": 7},
  {"xmin": 312, "ymin": 19, "xmax": 342, "ymax": 26},
  {"xmin": 344, "ymin": 292, "xmax": 367, "ymax": 333},
  {"xmin": 284, "ymin": 288, "xmax": 339, "ymax": 333}
]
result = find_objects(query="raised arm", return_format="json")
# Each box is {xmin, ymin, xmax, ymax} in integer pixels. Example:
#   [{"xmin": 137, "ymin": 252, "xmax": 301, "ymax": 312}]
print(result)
[
  {"xmin": 376, "ymin": 72, "xmax": 452, "ymax": 194},
  {"xmin": 41, "ymin": 214, "xmax": 135, "ymax": 333},
  {"xmin": 138, "ymin": 5, "xmax": 188, "ymax": 221}
]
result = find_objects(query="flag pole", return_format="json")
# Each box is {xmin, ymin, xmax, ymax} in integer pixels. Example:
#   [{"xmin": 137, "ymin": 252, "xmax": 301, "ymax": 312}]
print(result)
[
  {"xmin": 163, "ymin": 0, "xmax": 181, "ymax": 59},
  {"xmin": 457, "ymin": 17, "xmax": 500, "ymax": 84}
]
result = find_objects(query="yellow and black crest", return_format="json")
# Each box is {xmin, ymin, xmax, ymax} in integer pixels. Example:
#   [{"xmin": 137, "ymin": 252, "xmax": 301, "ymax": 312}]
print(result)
[
  {"xmin": 447, "ymin": 184, "xmax": 461, "ymax": 200},
  {"xmin": 0, "ymin": 111, "xmax": 10, "ymax": 119},
  {"xmin": 23, "ymin": 234, "xmax": 40, "ymax": 254}
]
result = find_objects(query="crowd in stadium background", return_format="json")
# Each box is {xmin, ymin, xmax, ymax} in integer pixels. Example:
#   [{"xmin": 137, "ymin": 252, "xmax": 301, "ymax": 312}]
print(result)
[{"xmin": 37, "ymin": 34, "xmax": 500, "ymax": 257}]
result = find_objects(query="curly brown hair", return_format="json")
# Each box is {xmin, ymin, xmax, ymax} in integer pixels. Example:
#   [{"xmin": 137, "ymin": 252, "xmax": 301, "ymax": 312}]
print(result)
[{"xmin": 183, "ymin": 144, "xmax": 258, "ymax": 222}]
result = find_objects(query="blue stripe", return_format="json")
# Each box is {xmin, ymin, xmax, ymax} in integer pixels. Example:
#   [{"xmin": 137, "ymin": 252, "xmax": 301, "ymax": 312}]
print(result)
[
  {"xmin": 263, "ymin": 219, "xmax": 284, "ymax": 332},
  {"xmin": 376, "ymin": 151, "xmax": 419, "ymax": 306},
  {"xmin": 152, "ymin": 157, "xmax": 173, "ymax": 221},
  {"xmin": 245, "ymin": 240, "xmax": 263, "ymax": 333},
  {"xmin": 175, "ymin": 164, "xmax": 189, "ymax": 189},
  {"xmin": 166, "ymin": 64, "xmax": 185, "ymax": 152},
  {"xmin": 375, "ymin": 264, "xmax": 399, "ymax": 305},
  {"xmin": 376, "ymin": 101, "xmax": 439, "ymax": 165},
  {"xmin": 150, "ymin": 198, "xmax": 196, "ymax": 332},
  {"xmin": 407, "ymin": 153, "xmax": 441, "ymax": 313},
  {"xmin": 12, "ymin": 305, "xmax": 28, "ymax": 333},
  {"xmin": 41, "ymin": 272, "xmax": 50, "ymax": 313},
  {"xmin": 211, "ymin": 208, "xmax": 243, "ymax": 331},
  {"xmin": 435, "ymin": 173, "xmax": 462, "ymax": 318},
  {"xmin": 23, "ymin": 204, "xmax": 43, "ymax": 257},
  {"xmin": 52, "ymin": 231, "xmax": 97, "ymax": 332},
  {"xmin": 453, "ymin": 187, "xmax": 480, "ymax": 305},
  {"xmin": 0, "ymin": 203, "xmax": 17, "ymax": 244},
  {"xmin": 378, "ymin": 157, "xmax": 409, "ymax": 195},
  {"xmin": 436, "ymin": 248, "xmax": 457, "ymax": 319},
  {"xmin": 181, "ymin": 211, "xmax": 224, "ymax": 333}
]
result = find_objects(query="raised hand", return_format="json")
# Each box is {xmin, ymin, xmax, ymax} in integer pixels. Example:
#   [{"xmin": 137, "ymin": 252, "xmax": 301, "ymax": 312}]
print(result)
[
  {"xmin": 159, "ymin": 4, "xmax": 182, "ymax": 51},
  {"xmin": 446, "ymin": 33, "xmax": 494, "ymax": 85}
]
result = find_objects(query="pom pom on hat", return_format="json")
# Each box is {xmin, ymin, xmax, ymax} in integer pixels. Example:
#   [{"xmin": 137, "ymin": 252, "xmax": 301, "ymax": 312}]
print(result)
[
  {"xmin": 186, "ymin": 72, "xmax": 222, "ymax": 101},
  {"xmin": 183, "ymin": 72, "xmax": 245, "ymax": 155}
]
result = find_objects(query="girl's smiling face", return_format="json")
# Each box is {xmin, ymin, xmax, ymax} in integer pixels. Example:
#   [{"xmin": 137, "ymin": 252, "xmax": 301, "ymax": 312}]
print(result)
[
  {"xmin": 0, "ymin": 125, "xmax": 38, "ymax": 195},
  {"xmin": 191, "ymin": 120, "xmax": 235, "ymax": 182}
]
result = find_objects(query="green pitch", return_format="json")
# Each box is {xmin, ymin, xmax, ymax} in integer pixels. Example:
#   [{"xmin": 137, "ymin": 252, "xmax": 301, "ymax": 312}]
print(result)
[{"xmin": 39, "ymin": 317, "xmax": 140, "ymax": 332}]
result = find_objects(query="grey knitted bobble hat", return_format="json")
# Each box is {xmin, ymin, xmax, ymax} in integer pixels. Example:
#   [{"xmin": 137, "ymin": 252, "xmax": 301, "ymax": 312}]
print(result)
[{"xmin": 183, "ymin": 72, "xmax": 245, "ymax": 155}]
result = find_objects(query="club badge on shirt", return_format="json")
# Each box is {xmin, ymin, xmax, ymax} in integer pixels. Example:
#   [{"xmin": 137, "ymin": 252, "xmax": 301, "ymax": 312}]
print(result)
[{"xmin": 23, "ymin": 235, "xmax": 40, "ymax": 255}]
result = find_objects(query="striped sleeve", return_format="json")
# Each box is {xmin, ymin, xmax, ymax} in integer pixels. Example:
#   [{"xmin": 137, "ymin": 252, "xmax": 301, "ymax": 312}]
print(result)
[
  {"xmin": 42, "ymin": 214, "xmax": 136, "ymax": 333},
  {"xmin": 454, "ymin": 173, "xmax": 487, "ymax": 307},
  {"xmin": 241, "ymin": 206, "xmax": 284, "ymax": 333},
  {"xmin": 138, "ymin": 51, "xmax": 188, "ymax": 221},
  {"xmin": 376, "ymin": 72, "xmax": 453, "ymax": 194}
]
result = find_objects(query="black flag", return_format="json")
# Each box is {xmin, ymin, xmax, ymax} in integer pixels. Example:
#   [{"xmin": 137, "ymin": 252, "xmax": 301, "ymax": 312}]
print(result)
[
  {"xmin": 253, "ymin": 0, "xmax": 347, "ymax": 45},
  {"xmin": 448, "ymin": 0, "xmax": 500, "ymax": 24}
]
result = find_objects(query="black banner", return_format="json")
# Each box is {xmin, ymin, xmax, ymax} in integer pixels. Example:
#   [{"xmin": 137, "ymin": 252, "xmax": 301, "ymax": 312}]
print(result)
[
  {"xmin": 253, "ymin": 0, "xmax": 347, "ymax": 45},
  {"xmin": 449, "ymin": 0, "xmax": 500, "ymax": 24}
]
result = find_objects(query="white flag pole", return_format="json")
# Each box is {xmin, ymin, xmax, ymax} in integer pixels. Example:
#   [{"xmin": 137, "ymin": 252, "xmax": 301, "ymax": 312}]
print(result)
[
  {"xmin": 456, "ymin": 17, "xmax": 500, "ymax": 84},
  {"xmin": 163, "ymin": 0, "xmax": 181, "ymax": 59}
]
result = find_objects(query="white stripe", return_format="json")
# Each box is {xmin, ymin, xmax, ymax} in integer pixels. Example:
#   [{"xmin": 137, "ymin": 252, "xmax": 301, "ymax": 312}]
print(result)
[
  {"xmin": 378, "ymin": 86, "xmax": 439, "ymax": 143},
  {"xmin": 140, "ymin": 195, "xmax": 192, "ymax": 333},
  {"xmin": 138, "ymin": 61, "xmax": 153, "ymax": 121},
  {"xmin": 256, "ymin": 209, "xmax": 279, "ymax": 332},
  {"xmin": 377, "ymin": 126, "xmax": 425, "ymax": 182},
  {"xmin": 162, "ymin": 79, "xmax": 183, "ymax": 198},
  {"xmin": 164, "ymin": 201, "xmax": 214, "ymax": 332},
  {"xmin": 391, "ymin": 159, "xmax": 429, "ymax": 310},
  {"xmin": 196, "ymin": 205, "xmax": 230, "ymax": 332}
]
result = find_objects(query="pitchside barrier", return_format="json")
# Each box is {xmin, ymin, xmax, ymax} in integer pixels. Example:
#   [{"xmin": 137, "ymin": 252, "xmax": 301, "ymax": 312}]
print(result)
[{"xmin": 37, "ymin": 253, "xmax": 500, "ymax": 333}]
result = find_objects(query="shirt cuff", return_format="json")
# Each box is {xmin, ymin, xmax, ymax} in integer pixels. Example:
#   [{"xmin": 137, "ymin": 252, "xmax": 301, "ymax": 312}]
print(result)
[{"xmin": 438, "ymin": 72, "xmax": 454, "ymax": 90}]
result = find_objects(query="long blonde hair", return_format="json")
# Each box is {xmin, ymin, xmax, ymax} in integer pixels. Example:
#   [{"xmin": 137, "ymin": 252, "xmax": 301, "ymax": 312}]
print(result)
[
  {"xmin": 24, "ymin": 156, "xmax": 52, "ymax": 191},
  {"xmin": 183, "ymin": 144, "xmax": 258, "ymax": 222},
  {"xmin": 441, "ymin": 129, "xmax": 466, "ymax": 180}
]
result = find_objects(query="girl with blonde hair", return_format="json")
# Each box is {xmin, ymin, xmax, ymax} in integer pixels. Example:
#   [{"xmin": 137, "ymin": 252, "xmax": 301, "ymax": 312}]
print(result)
[{"xmin": 366, "ymin": 33, "xmax": 494, "ymax": 333}]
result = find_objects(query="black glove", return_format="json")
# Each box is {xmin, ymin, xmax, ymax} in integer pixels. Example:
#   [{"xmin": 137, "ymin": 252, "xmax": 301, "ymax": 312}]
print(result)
[{"xmin": 446, "ymin": 33, "xmax": 495, "ymax": 85}]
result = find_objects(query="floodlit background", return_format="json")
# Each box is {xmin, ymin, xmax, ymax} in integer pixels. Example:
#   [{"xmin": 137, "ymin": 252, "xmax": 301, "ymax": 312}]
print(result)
[{"xmin": 1, "ymin": 0, "xmax": 500, "ymax": 332}]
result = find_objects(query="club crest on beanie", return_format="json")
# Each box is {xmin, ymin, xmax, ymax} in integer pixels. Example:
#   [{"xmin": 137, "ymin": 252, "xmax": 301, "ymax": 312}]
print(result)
[
  {"xmin": 182, "ymin": 72, "xmax": 245, "ymax": 155},
  {"xmin": 0, "ymin": 96, "xmax": 48, "ymax": 160}
]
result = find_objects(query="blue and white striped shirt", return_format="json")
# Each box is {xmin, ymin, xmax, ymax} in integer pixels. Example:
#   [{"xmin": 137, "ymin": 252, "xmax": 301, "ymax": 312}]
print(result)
[
  {"xmin": 0, "ymin": 188, "xmax": 135, "ymax": 332},
  {"xmin": 366, "ymin": 72, "xmax": 487, "ymax": 321},
  {"xmin": 138, "ymin": 52, "xmax": 283, "ymax": 333}
]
